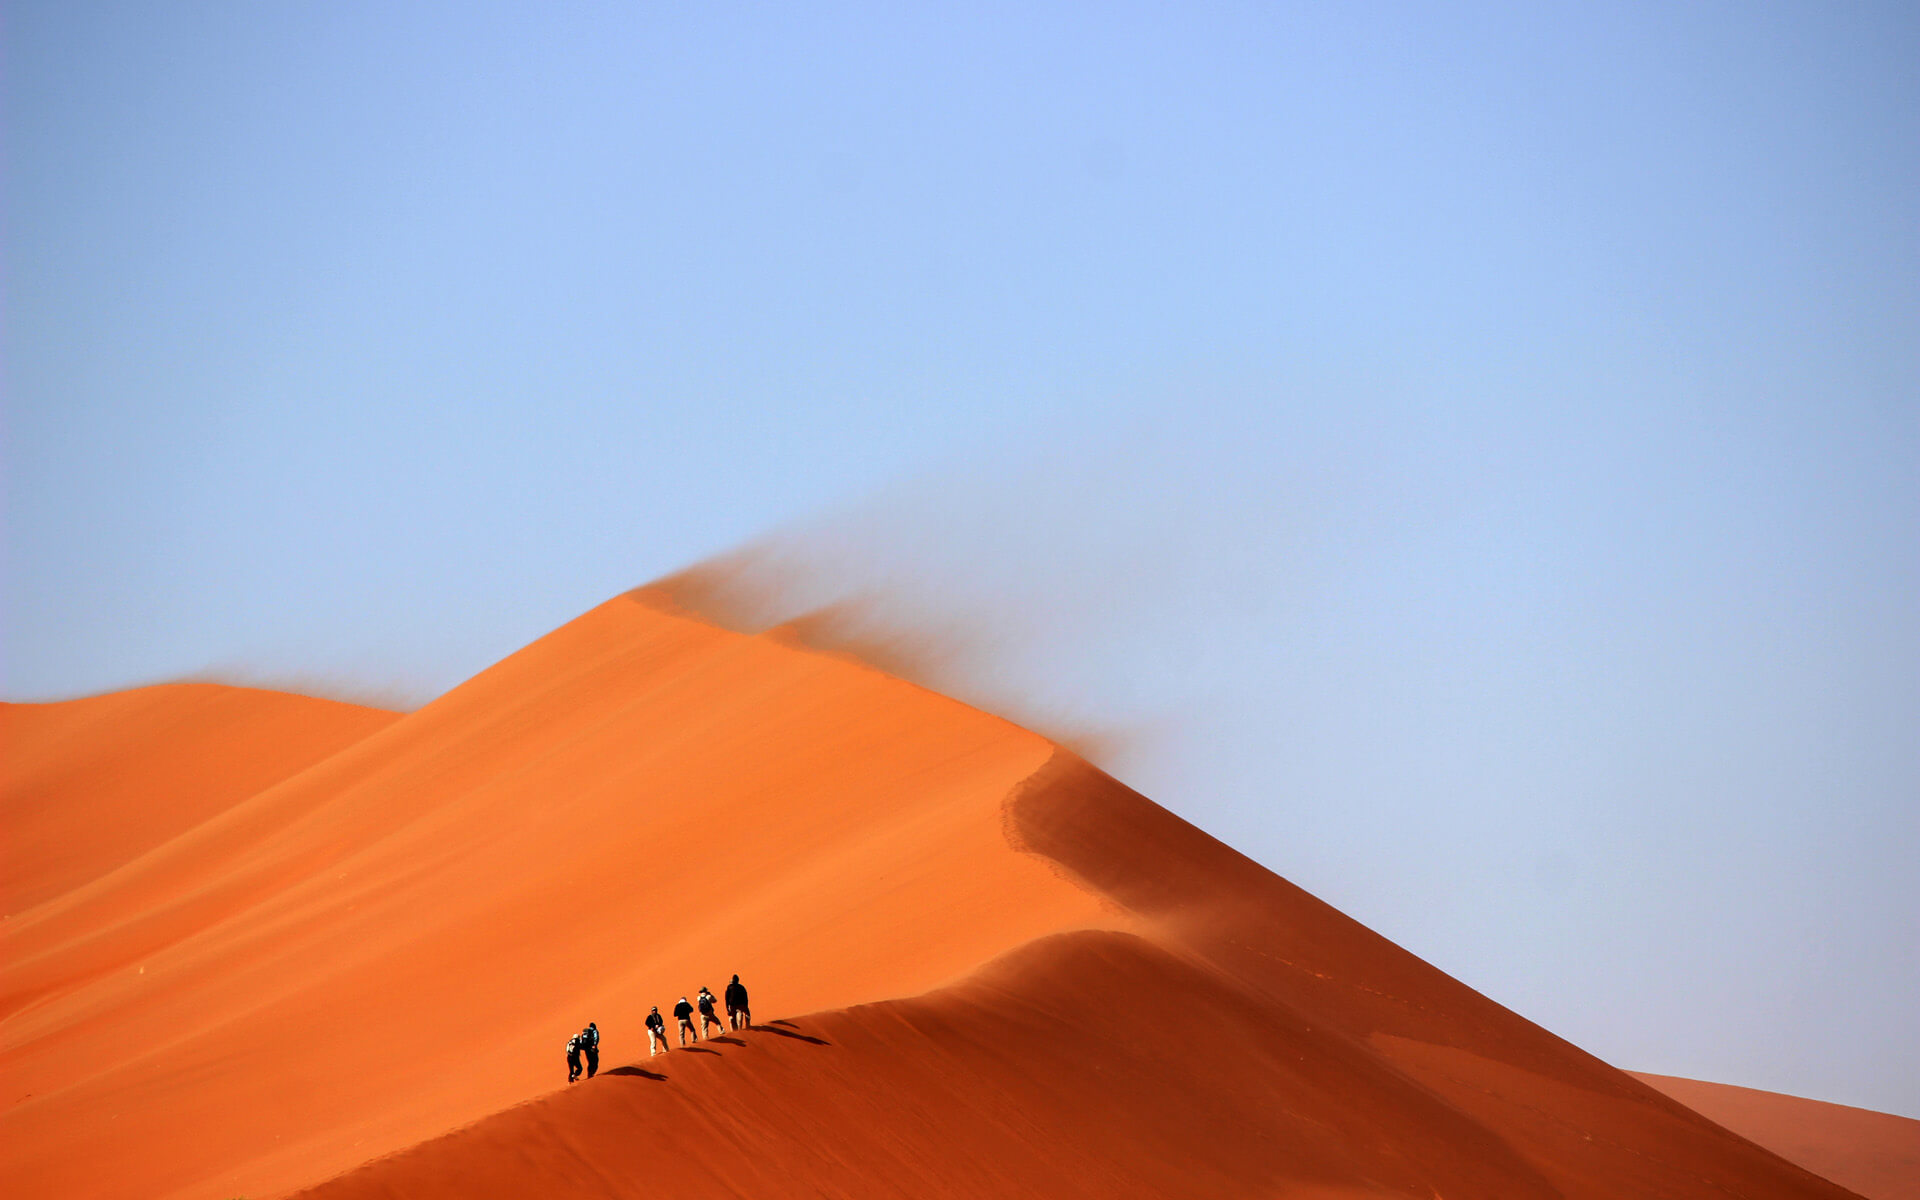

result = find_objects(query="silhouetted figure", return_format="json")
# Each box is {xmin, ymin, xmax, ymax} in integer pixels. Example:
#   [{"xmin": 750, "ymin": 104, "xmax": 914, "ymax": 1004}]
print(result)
[
  {"xmin": 724, "ymin": 975, "xmax": 750, "ymax": 1030},
  {"xmin": 645, "ymin": 1006, "xmax": 668, "ymax": 1055},
  {"xmin": 696, "ymin": 987, "xmax": 725, "ymax": 1038},
  {"xmin": 565, "ymin": 1032, "xmax": 585, "ymax": 1083},
  {"xmin": 673, "ymin": 996, "xmax": 697, "ymax": 1045},
  {"xmin": 582, "ymin": 1022, "xmax": 600, "ymax": 1078}
]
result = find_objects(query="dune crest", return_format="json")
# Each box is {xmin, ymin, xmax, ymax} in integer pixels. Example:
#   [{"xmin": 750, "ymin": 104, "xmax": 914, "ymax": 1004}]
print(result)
[{"xmin": 1, "ymin": 590, "xmax": 1884, "ymax": 1198}]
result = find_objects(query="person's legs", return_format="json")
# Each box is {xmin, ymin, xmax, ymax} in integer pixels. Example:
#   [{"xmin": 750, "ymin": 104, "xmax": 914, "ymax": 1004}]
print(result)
[
  {"xmin": 586, "ymin": 1046, "xmax": 598, "ymax": 1078},
  {"xmin": 647, "ymin": 1029, "xmax": 662, "ymax": 1055},
  {"xmin": 679, "ymin": 1019, "xmax": 693, "ymax": 1046}
]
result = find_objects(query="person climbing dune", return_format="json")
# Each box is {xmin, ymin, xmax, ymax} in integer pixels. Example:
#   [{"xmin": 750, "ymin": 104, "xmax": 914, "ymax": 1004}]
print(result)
[
  {"xmin": 673, "ymin": 995, "xmax": 697, "ymax": 1045},
  {"xmin": 725, "ymin": 974, "xmax": 750, "ymax": 1030},
  {"xmin": 697, "ymin": 987, "xmax": 725, "ymax": 1039},
  {"xmin": 581, "ymin": 1022, "xmax": 600, "ymax": 1078},
  {"xmin": 645, "ymin": 1006, "xmax": 668, "ymax": 1056},
  {"xmin": 565, "ymin": 1032, "xmax": 585, "ymax": 1083}
]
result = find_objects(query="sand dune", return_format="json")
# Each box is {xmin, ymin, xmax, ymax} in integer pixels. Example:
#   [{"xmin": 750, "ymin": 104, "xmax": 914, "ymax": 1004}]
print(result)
[
  {"xmin": 0, "ymin": 590, "xmax": 1889, "ymax": 1197},
  {"xmin": 1634, "ymin": 1074, "xmax": 1920, "ymax": 1200},
  {"xmin": 1, "ymin": 684, "xmax": 399, "ymax": 916},
  {"xmin": 2, "ymin": 592, "xmax": 1113, "ymax": 1198}
]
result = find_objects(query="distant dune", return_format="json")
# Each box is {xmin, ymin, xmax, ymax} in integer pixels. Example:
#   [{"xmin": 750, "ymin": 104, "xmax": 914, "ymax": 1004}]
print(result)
[
  {"xmin": 1, "ymin": 684, "xmax": 400, "ymax": 915},
  {"xmin": 1633, "ymin": 1074, "xmax": 1919, "ymax": 1200},
  {"xmin": 0, "ymin": 590, "xmax": 1897, "ymax": 1197}
]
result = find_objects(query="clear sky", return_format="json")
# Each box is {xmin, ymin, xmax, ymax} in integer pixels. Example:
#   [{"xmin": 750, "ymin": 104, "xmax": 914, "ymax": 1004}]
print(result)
[{"xmin": 7, "ymin": 2, "xmax": 1916, "ymax": 1114}]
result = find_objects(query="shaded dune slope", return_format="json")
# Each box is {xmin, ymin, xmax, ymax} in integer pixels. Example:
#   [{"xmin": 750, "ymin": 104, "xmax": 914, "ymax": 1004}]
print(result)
[
  {"xmin": 3, "ymin": 591, "xmax": 1877, "ymax": 1199},
  {"xmin": 1633, "ymin": 1074, "xmax": 1920, "ymax": 1200}
]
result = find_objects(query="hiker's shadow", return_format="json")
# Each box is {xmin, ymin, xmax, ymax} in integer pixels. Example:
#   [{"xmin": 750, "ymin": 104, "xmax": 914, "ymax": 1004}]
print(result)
[
  {"xmin": 606, "ymin": 1066, "xmax": 666, "ymax": 1080},
  {"xmin": 753, "ymin": 1022, "xmax": 829, "ymax": 1046},
  {"xmin": 682, "ymin": 1045, "xmax": 722, "ymax": 1055}
]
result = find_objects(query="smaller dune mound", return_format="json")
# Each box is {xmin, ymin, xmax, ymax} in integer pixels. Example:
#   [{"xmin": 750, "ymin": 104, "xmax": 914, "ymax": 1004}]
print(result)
[
  {"xmin": 0, "ymin": 684, "xmax": 400, "ymax": 915},
  {"xmin": 1634, "ymin": 1073, "xmax": 1920, "ymax": 1200}
]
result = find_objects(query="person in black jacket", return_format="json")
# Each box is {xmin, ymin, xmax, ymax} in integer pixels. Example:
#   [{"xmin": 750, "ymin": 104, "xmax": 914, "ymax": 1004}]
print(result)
[
  {"xmin": 673, "ymin": 995, "xmax": 697, "ymax": 1045},
  {"xmin": 565, "ymin": 1032, "xmax": 585, "ymax": 1083},
  {"xmin": 581, "ymin": 1022, "xmax": 600, "ymax": 1078},
  {"xmin": 645, "ymin": 1006, "xmax": 668, "ymax": 1056},
  {"xmin": 724, "ymin": 975, "xmax": 750, "ymax": 1030}
]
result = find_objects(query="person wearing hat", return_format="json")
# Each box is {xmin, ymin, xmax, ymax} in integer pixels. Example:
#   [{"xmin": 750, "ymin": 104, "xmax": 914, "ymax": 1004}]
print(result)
[
  {"xmin": 565, "ymin": 1031, "xmax": 586, "ymax": 1083},
  {"xmin": 696, "ymin": 986, "xmax": 725, "ymax": 1039},
  {"xmin": 645, "ymin": 1005, "xmax": 669, "ymax": 1056},
  {"xmin": 672, "ymin": 995, "xmax": 698, "ymax": 1046}
]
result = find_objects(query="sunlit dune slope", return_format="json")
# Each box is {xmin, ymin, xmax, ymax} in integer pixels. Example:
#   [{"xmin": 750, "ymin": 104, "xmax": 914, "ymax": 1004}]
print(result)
[
  {"xmin": 2, "ymin": 590, "xmax": 1877, "ymax": 1200},
  {"xmin": 1634, "ymin": 1073, "xmax": 1920, "ymax": 1200},
  {"xmin": 300, "ymin": 748, "xmax": 1863, "ymax": 1200},
  {"xmin": 1, "ymin": 684, "xmax": 400, "ymax": 915},
  {"xmin": 1, "ymin": 591, "xmax": 1118, "ymax": 1200}
]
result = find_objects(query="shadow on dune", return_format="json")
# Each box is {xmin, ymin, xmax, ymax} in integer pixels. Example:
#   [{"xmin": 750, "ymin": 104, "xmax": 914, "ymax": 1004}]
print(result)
[
  {"xmin": 753, "ymin": 1025, "xmax": 829, "ymax": 1046},
  {"xmin": 681, "ymin": 1046, "xmax": 721, "ymax": 1055},
  {"xmin": 604, "ymin": 1066, "xmax": 665, "ymax": 1081}
]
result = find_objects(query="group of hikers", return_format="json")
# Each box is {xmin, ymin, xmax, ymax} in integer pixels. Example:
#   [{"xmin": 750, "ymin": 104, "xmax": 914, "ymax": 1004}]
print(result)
[{"xmin": 566, "ymin": 975, "xmax": 751, "ymax": 1082}]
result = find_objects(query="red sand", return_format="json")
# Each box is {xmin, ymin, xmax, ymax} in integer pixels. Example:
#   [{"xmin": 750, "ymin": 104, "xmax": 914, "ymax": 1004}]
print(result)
[
  {"xmin": 0, "ymin": 590, "xmax": 1894, "ymax": 1198},
  {"xmin": 1634, "ymin": 1074, "xmax": 1920, "ymax": 1200}
]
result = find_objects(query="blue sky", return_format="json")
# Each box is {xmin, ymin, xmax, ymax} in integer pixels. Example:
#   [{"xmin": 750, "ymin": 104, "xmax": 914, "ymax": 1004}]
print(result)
[{"xmin": 7, "ymin": 3, "xmax": 1916, "ymax": 1114}]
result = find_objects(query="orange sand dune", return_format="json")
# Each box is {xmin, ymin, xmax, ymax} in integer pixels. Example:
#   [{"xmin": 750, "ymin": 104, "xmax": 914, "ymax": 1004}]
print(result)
[
  {"xmin": 0, "ymin": 591, "xmax": 1880, "ymax": 1198},
  {"xmin": 1, "ymin": 684, "xmax": 400, "ymax": 916},
  {"xmin": 3, "ymin": 593, "xmax": 1114, "ymax": 1198},
  {"xmin": 1634, "ymin": 1073, "xmax": 1920, "ymax": 1200}
]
